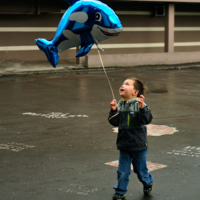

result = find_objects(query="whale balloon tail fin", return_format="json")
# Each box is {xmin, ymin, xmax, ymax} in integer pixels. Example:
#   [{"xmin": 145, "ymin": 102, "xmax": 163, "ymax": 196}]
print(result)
[{"xmin": 35, "ymin": 38, "xmax": 59, "ymax": 68}]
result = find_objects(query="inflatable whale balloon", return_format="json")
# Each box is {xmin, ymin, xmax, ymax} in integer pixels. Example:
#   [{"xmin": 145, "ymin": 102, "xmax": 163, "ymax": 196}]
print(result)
[{"xmin": 35, "ymin": 0, "xmax": 123, "ymax": 68}]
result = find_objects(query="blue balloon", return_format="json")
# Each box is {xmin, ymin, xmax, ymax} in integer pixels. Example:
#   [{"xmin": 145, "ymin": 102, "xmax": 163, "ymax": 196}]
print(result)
[{"xmin": 35, "ymin": 0, "xmax": 123, "ymax": 68}]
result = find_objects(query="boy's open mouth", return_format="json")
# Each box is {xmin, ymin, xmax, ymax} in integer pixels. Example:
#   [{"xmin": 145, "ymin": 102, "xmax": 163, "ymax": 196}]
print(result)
[{"xmin": 120, "ymin": 88, "xmax": 124, "ymax": 92}]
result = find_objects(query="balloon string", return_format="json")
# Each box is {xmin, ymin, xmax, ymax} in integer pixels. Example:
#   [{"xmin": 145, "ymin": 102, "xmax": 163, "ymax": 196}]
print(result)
[{"xmin": 97, "ymin": 47, "xmax": 115, "ymax": 100}]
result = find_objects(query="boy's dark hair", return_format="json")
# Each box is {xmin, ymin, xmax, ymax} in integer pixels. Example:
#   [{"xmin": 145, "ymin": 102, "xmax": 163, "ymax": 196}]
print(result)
[{"xmin": 128, "ymin": 77, "xmax": 148, "ymax": 97}]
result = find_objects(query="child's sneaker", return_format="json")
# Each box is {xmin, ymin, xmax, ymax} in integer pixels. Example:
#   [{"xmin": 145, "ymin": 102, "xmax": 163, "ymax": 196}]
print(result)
[
  {"xmin": 112, "ymin": 193, "xmax": 125, "ymax": 200},
  {"xmin": 143, "ymin": 182, "xmax": 153, "ymax": 195}
]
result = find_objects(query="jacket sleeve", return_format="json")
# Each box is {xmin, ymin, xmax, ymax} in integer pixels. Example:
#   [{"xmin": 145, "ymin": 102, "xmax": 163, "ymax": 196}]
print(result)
[
  {"xmin": 108, "ymin": 109, "xmax": 119, "ymax": 127},
  {"xmin": 139, "ymin": 106, "xmax": 153, "ymax": 125}
]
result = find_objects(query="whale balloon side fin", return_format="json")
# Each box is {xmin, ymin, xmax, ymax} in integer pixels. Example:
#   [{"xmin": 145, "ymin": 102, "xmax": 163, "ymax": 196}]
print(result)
[
  {"xmin": 63, "ymin": 0, "xmax": 80, "ymax": 6},
  {"xmin": 35, "ymin": 38, "xmax": 59, "ymax": 68},
  {"xmin": 75, "ymin": 42, "xmax": 94, "ymax": 57}
]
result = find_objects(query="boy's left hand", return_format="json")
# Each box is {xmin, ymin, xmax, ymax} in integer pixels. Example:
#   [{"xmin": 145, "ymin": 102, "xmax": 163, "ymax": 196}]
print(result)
[{"xmin": 138, "ymin": 95, "xmax": 145, "ymax": 109}]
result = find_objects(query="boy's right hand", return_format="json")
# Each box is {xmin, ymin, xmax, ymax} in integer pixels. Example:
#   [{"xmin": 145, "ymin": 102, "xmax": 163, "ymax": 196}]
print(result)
[{"xmin": 110, "ymin": 99, "xmax": 117, "ymax": 110}]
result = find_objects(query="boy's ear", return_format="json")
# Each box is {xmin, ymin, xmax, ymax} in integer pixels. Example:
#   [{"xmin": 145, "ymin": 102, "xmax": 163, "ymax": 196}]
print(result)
[{"xmin": 133, "ymin": 90, "xmax": 139, "ymax": 96}]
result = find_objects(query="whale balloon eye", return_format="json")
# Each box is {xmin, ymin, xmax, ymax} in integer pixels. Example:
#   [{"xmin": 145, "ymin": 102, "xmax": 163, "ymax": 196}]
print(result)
[{"xmin": 95, "ymin": 12, "xmax": 102, "ymax": 22}]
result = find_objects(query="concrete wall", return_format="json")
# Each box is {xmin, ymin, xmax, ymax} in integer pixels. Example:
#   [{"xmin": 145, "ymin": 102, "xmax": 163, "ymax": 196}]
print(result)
[
  {"xmin": 0, "ymin": 14, "xmax": 76, "ymax": 61},
  {"xmin": 86, "ymin": 52, "xmax": 200, "ymax": 68}
]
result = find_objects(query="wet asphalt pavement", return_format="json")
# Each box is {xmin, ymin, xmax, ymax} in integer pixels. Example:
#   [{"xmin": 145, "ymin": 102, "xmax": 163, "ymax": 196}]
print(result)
[{"xmin": 0, "ymin": 67, "xmax": 200, "ymax": 200}]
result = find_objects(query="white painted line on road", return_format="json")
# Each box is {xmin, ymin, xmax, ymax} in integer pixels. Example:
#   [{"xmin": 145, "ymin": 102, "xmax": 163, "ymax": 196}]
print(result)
[
  {"xmin": 167, "ymin": 146, "xmax": 200, "ymax": 158},
  {"xmin": 0, "ymin": 142, "xmax": 36, "ymax": 152},
  {"xmin": 112, "ymin": 124, "xmax": 179, "ymax": 136},
  {"xmin": 22, "ymin": 112, "xmax": 88, "ymax": 118}
]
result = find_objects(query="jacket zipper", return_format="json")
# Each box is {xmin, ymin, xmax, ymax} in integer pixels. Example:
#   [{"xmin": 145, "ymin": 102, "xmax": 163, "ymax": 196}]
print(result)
[{"xmin": 127, "ymin": 113, "xmax": 130, "ymax": 127}]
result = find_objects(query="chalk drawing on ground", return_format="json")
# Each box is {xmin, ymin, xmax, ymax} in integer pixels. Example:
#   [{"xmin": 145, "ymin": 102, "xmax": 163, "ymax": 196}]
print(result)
[
  {"xmin": 167, "ymin": 146, "xmax": 200, "ymax": 158},
  {"xmin": 57, "ymin": 184, "xmax": 98, "ymax": 196},
  {"xmin": 0, "ymin": 142, "xmax": 36, "ymax": 152},
  {"xmin": 112, "ymin": 124, "xmax": 178, "ymax": 136},
  {"xmin": 23, "ymin": 112, "xmax": 88, "ymax": 119},
  {"xmin": 105, "ymin": 160, "xmax": 167, "ymax": 172}
]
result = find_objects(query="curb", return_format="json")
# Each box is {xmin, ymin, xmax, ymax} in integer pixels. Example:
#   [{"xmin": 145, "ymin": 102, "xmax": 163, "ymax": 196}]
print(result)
[{"xmin": 1, "ymin": 63, "xmax": 200, "ymax": 77}]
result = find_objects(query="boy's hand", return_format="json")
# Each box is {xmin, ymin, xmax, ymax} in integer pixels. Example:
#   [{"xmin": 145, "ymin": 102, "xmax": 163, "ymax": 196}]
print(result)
[
  {"xmin": 138, "ymin": 95, "xmax": 145, "ymax": 109},
  {"xmin": 110, "ymin": 99, "xmax": 117, "ymax": 110}
]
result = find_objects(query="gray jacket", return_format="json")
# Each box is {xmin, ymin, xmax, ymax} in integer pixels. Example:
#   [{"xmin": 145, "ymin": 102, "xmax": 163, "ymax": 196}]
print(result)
[{"xmin": 108, "ymin": 97, "xmax": 153, "ymax": 151}]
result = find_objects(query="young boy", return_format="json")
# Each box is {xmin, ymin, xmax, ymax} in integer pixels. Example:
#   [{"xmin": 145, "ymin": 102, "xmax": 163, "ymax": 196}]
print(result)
[{"xmin": 108, "ymin": 77, "xmax": 153, "ymax": 200}]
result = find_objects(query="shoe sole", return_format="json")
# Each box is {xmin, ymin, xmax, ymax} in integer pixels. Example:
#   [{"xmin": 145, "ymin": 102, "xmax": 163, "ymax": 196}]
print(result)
[
  {"xmin": 112, "ymin": 195, "xmax": 126, "ymax": 200},
  {"xmin": 144, "ymin": 189, "xmax": 152, "ymax": 196}
]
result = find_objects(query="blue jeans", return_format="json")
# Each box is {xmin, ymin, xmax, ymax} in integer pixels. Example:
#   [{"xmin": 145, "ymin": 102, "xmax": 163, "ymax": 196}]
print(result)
[{"xmin": 114, "ymin": 149, "xmax": 153, "ymax": 194}]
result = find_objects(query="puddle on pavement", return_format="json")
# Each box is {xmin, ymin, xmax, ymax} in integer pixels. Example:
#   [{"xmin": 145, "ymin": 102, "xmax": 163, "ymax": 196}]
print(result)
[{"xmin": 149, "ymin": 84, "xmax": 168, "ymax": 93}]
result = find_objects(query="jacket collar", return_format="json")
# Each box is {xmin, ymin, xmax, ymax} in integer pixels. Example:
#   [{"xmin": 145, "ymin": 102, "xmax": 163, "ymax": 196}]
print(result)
[{"xmin": 121, "ymin": 97, "xmax": 139, "ymax": 104}]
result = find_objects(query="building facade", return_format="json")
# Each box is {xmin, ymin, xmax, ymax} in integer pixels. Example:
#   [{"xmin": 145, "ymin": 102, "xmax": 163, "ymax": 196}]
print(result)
[{"xmin": 0, "ymin": 0, "xmax": 200, "ymax": 67}]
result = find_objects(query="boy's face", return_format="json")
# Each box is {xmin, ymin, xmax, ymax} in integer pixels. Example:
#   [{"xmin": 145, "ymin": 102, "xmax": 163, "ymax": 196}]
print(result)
[{"xmin": 119, "ymin": 79, "xmax": 138, "ymax": 100}]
